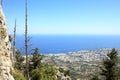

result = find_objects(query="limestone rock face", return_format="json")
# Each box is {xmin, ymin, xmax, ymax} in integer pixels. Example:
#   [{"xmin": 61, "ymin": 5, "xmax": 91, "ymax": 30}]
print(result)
[{"xmin": 0, "ymin": 5, "xmax": 14, "ymax": 80}]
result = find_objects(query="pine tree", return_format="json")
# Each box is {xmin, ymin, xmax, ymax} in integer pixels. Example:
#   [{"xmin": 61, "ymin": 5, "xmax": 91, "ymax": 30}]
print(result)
[
  {"xmin": 29, "ymin": 48, "xmax": 58, "ymax": 80},
  {"xmin": 15, "ymin": 49, "xmax": 25, "ymax": 70},
  {"xmin": 29, "ymin": 48, "xmax": 43, "ymax": 73},
  {"xmin": 101, "ymin": 48, "xmax": 119, "ymax": 80}
]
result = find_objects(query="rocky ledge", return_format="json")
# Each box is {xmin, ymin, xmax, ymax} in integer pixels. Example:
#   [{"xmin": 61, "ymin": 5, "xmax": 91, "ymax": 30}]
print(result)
[{"xmin": 0, "ymin": 5, "xmax": 14, "ymax": 80}]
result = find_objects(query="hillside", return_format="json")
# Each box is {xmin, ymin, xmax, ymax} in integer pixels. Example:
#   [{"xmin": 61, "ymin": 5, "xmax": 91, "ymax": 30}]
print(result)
[{"xmin": 43, "ymin": 48, "xmax": 120, "ymax": 80}]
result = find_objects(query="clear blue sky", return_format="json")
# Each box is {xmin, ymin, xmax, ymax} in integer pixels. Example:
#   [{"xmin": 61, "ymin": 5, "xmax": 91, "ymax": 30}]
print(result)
[{"xmin": 2, "ymin": 0, "xmax": 120, "ymax": 35}]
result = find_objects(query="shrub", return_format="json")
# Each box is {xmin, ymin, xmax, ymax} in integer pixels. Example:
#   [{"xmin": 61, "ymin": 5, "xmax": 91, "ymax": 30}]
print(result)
[
  {"xmin": 12, "ymin": 69, "xmax": 26, "ymax": 80},
  {"xmin": 31, "ymin": 65, "xmax": 57, "ymax": 80}
]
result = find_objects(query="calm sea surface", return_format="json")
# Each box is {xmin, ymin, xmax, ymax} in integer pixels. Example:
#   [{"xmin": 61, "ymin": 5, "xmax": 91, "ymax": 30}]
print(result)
[{"xmin": 15, "ymin": 35, "xmax": 120, "ymax": 54}]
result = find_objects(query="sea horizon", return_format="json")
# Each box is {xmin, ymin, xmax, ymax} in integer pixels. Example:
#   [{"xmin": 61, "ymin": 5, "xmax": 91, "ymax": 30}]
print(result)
[{"xmin": 14, "ymin": 34, "xmax": 120, "ymax": 54}]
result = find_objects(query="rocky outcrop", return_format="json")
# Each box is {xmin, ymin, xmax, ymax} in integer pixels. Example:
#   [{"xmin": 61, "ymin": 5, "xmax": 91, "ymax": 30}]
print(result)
[{"xmin": 0, "ymin": 5, "xmax": 14, "ymax": 80}]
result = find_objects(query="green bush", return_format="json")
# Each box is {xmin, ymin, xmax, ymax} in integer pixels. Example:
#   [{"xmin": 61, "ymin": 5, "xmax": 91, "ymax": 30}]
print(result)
[
  {"xmin": 12, "ymin": 69, "xmax": 26, "ymax": 80},
  {"xmin": 9, "ymin": 35, "xmax": 13, "ymax": 42},
  {"xmin": 1, "ymin": 28, "xmax": 6, "ymax": 39},
  {"xmin": 31, "ymin": 65, "xmax": 57, "ymax": 80}
]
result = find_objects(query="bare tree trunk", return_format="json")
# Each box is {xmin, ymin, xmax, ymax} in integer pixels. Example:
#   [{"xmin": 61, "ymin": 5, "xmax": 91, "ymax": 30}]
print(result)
[
  {"xmin": 1, "ymin": 0, "xmax": 3, "ymax": 6},
  {"xmin": 25, "ymin": 0, "xmax": 29, "ymax": 80},
  {"xmin": 12, "ymin": 19, "xmax": 16, "ymax": 65},
  {"xmin": 13, "ymin": 19, "xmax": 16, "ymax": 60}
]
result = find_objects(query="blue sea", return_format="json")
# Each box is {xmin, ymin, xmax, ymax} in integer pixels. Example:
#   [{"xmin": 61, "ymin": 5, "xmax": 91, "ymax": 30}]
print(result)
[{"xmin": 15, "ymin": 35, "xmax": 120, "ymax": 54}]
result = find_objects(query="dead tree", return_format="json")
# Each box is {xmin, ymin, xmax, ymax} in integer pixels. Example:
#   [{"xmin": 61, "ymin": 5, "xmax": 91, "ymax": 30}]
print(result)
[
  {"xmin": 25, "ymin": 0, "xmax": 29, "ymax": 80},
  {"xmin": 13, "ymin": 19, "xmax": 16, "ymax": 61},
  {"xmin": 1, "ymin": 0, "xmax": 3, "ymax": 6}
]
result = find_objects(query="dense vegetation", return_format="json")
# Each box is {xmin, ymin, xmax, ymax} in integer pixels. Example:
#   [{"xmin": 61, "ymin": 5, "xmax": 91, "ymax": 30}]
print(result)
[
  {"xmin": 13, "ymin": 46, "xmax": 120, "ymax": 80},
  {"xmin": 29, "ymin": 48, "xmax": 57, "ymax": 80},
  {"xmin": 91, "ymin": 48, "xmax": 120, "ymax": 80},
  {"xmin": 12, "ymin": 69, "xmax": 26, "ymax": 80},
  {"xmin": 14, "ymin": 49, "xmax": 25, "ymax": 70},
  {"xmin": 13, "ymin": 48, "xmax": 58, "ymax": 80}
]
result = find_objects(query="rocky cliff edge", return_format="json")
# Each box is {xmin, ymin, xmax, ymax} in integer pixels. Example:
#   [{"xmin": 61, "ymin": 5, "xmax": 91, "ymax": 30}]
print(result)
[{"xmin": 0, "ymin": 5, "xmax": 14, "ymax": 80}]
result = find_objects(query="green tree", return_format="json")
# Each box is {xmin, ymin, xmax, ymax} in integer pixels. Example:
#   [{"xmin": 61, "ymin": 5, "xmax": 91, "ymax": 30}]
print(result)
[
  {"xmin": 15, "ymin": 49, "xmax": 25, "ymax": 70},
  {"xmin": 101, "ymin": 48, "xmax": 119, "ymax": 80},
  {"xmin": 29, "ymin": 48, "xmax": 58, "ymax": 80},
  {"xmin": 29, "ymin": 48, "xmax": 43, "ymax": 73}
]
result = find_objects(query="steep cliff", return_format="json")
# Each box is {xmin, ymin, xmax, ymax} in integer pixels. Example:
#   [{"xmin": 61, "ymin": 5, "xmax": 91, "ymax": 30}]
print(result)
[{"xmin": 0, "ymin": 5, "xmax": 14, "ymax": 80}]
